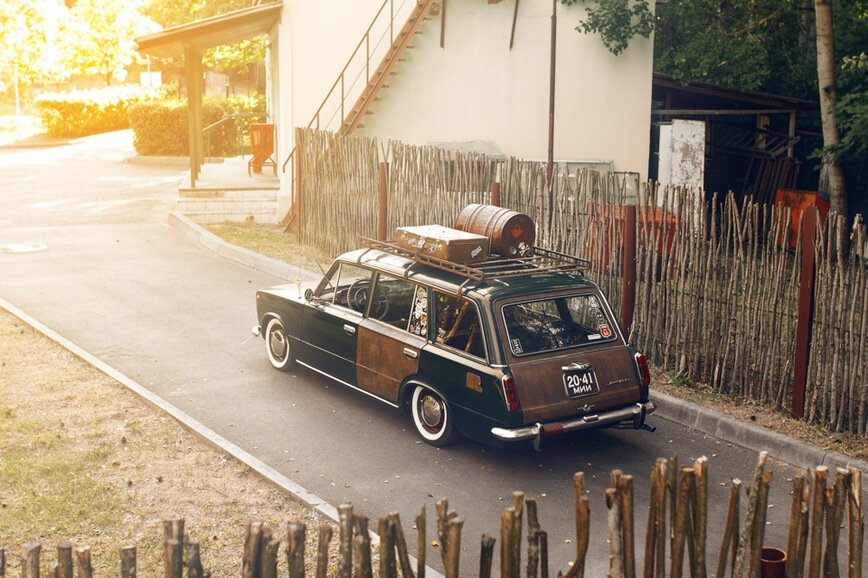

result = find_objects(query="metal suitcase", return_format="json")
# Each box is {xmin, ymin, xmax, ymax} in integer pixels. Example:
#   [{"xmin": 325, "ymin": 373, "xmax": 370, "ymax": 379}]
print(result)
[{"xmin": 395, "ymin": 225, "xmax": 489, "ymax": 263}]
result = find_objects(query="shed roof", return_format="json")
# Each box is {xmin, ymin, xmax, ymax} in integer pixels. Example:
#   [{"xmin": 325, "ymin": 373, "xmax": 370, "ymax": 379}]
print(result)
[
  {"xmin": 652, "ymin": 73, "xmax": 816, "ymax": 115},
  {"xmin": 135, "ymin": 2, "xmax": 282, "ymax": 58}
]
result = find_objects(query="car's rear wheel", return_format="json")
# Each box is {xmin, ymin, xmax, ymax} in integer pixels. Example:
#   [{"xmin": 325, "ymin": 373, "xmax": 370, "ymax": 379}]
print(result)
[
  {"xmin": 265, "ymin": 318, "xmax": 295, "ymax": 371},
  {"xmin": 411, "ymin": 385, "xmax": 459, "ymax": 446}
]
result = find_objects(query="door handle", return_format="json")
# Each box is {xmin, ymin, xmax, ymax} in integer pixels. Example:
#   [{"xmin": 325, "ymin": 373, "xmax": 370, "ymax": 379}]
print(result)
[
  {"xmin": 403, "ymin": 347, "xmax": 418, "ymax": 359},
  {"xmin": 343, "ymin": 324, "xmax": 356, "ymax": 335}
]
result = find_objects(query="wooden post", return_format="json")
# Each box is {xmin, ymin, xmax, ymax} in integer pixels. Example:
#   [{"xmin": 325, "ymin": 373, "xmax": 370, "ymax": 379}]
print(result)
[
  {"xmin": 526, "ymin": 498, "xmax": 540, "ymax": 578},
  {"xmin": 119, "ymin": 547, "xmax": 136, "ymax": 578},
  {"xmin": 164, "ymin": 539, "xmax": 182, "ymax": 578},
  {"xmin": 490, "ymin": 181, "xmax": 501, "ymax": 207},
  {"xmin": 445, "ymin": 518, "xmax": 463, "ymax": 578},
  {"xmin": 377, "ymin": 516, "xmax": 396, "ymax": 578},
  {"xmin": 539, "ymin": 531, "xmax": 549, "ymax": 578},
  {"xmin": 56, "ymin": 542, "xmax": 72, "ymax": 578},
  {"xmin": 185, "ymin": 544, "xmax": 203, "ymax": 578},
  {"xmin": 792, "ymin": 204, "xmax": 818, "ymax": 418},
  {"xmin": 388, "ymin": 513, "xmax": 413, "ymax": 578},
  {"xmin": 74, "ymin": 548, "xmax": 92, "ymax": 578},
  {"xmin": 262, "ymin": 538, "xmax": 279, "ymax": 578},
  {"xmin": 480, "ymin": 535, "xmax": 496, "ymax": 578},
  {"xmin": 847, "ymin": 468, "xmax": 863, "ymax": 578},
  {"xmin": 378, "ymin": 162, "xmax": 389, "ymax": 241},
  {"xmin": 242, "ymin": 522, "xmax": 262, "ymax": 578},
  {"xmin": 296, "ymin": 131, "xmax": 304, "ymax": 242},
  {"xmin": 501, "ymin": 509, "xmax": 519, "ymax": 578},
  {"xmin": 316, "ymin": 525, "xmax": 333, "ymax": 578},
  {"xmin": 286, "ymin": 524, "xmax": 306, "ymax": 578},
  {"xmin": 22, "ymin": 544, "xmax": 40, "ymax": 578},
  {"xmin": 808, "ymin": 466, "xmax": 829, "ymax": 577},
  {"xmin": 416, "ymin": 507, "xmax": 427, "ymax": 578},
  {"xmin": 338, "ymin": 504, "xmax": 354, "ymax": 578},
  {"xmin": 352, "ymin": 517, "xmax": 372, "ymax": 578},
  {"xmin": 621, "ymin": 204, "xmax": 637, "ymax": 338}
]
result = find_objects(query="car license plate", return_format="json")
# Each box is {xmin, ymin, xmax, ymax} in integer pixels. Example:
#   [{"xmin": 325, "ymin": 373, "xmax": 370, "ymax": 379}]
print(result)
[{"xmin": 563, "ymin": 369, "xmax": 599, "ymax": 398}]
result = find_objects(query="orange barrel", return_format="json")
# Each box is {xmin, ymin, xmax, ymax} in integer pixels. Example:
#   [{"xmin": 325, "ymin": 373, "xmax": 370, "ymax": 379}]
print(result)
[{"xmin": 454, "ymin": 204, "xmax": 535, "ymax": 257}]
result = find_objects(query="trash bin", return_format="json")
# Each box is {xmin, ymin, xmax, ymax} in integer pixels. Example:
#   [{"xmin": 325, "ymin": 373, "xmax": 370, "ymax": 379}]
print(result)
[{"xmin": 248, "ymin": 123, "xmax": 276, "ymax": 175}]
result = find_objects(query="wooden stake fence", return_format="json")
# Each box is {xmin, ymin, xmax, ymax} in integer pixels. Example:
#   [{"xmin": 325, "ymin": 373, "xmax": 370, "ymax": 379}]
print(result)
[
  {"xmin": 9, "ymin": 457, "xmax": 864, "ymax": 578},
  {"xmin": 294, "ymin": 129, "xmax": 867, "ymax": 436}
]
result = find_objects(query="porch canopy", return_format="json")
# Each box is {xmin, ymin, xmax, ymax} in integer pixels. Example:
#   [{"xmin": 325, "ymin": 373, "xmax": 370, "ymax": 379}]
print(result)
[{"xmin": 135, "ymin": 2, "xmax": 282, "ymax": 186}]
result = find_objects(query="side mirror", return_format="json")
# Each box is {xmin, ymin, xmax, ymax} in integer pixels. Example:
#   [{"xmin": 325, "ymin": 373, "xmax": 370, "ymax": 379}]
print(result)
[{"xmin": 304, "ymin": 288, "xmax": 313, "ymax": 301}]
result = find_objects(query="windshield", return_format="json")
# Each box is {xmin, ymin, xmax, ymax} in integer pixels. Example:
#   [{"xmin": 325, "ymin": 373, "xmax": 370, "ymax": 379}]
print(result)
[{"xmin": 501, "ymin": 293, "xmax": 617, "ymax": 356}]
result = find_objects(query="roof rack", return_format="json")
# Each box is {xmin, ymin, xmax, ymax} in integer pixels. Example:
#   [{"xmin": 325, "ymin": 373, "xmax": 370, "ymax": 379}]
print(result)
[{"xmin": 358, "ymin": 237, "xmax": 591, "ymax": 282}]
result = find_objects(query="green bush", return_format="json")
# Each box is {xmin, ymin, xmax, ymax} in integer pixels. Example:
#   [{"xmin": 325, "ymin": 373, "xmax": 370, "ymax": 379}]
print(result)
[
  {"xmin": 128, "ymin": 94, "xmax": 266, "ymax": 157},
  {"xmin": 35, "ymin": 87, "xmax": 149, "ymax": 138}
]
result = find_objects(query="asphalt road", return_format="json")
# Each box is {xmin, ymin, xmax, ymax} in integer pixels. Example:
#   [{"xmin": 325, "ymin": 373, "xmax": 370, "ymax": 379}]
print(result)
[{"xmin": 0, "ymin": 132, "xmax": 855, "ymax": 576}]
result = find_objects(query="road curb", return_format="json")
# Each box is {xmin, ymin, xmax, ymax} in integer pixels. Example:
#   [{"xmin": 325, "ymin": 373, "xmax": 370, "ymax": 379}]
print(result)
[
  {"xmin": 169, "ymin": 210, "xmax": 868, "ymax": 476},
  {"xmin": 168, "ymin": 211, "xmax": 320, "ymax": 283},
  {"xmin": 652, "ymin": 391, "xmax": 868, "ymax": 473}
]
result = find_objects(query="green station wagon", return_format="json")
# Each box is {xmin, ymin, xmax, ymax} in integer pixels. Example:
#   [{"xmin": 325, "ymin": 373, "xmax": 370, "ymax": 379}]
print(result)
[{"xmin": 253, "ymin": 237, "xmax": 655, "ymax": 449}]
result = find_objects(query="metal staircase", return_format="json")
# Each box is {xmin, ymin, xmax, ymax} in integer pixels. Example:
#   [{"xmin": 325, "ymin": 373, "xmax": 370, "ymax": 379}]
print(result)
[{"xmin": 281, "ymin": 0, "xmax": 441, "ymax": 174}]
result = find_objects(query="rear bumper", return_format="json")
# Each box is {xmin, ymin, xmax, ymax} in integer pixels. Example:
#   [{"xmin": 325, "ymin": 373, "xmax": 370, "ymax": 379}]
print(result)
[{"xmin": 490, "ymin": 400, "xmax": 656, "ymax": 447}]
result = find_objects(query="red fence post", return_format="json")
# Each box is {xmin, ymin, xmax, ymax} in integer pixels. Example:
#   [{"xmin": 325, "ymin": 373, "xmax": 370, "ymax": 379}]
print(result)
[
  {"xmin": 791, "ymin": 204, "xmax": 818, "ymax": 419},
  {"xmin": 378, "ymin": 162, "xmax": 389, "ymax": 241},
  {"xmin": 621, "ymin": 204, "xmax": 637, "ymax": 338},
  {"xmin": 490, "ymin": 181, "xmax": 501, "ymax": 207}
]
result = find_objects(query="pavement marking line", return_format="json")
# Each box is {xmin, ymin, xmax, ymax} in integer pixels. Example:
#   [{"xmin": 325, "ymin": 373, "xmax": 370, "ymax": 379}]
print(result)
[{"xmin": 0, "ymin": 294, "xmax": 443, "ymax": 578}]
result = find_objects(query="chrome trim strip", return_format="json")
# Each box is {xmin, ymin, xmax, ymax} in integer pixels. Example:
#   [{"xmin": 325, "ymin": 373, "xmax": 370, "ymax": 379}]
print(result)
[
  {"xmin": 296, "ymin": 360, "xmax": 399, "ymax": 409},
  {"xmin": 490, "ymin": 401, "xmax": 656, "ymax": 442}
]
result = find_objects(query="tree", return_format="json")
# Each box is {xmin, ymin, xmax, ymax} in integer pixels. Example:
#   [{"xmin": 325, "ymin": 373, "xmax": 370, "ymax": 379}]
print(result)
[
  {"xmin": 59, "ymin": 0, "xmax": 157, "ymax": 85},
  {"xmin": 654, "ymin": 0, "xmax": 867, "ymax": 216},
  {"xmin": 0, "ymin": 0, "xmax": 50, "ymax": 97},
  {"xmin": 654, "ymin": 0, "xmax": 815, "ymax": 95},
  {"xmin": 560, "ymin": 0, "xmax": 654, "ymax": 55},
  {"xmin": 815, "ymin": 0, "xmax": 848, "ymax": 215}
]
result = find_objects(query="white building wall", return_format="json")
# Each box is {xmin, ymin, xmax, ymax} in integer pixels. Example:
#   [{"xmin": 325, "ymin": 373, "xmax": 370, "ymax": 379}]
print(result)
[
  {"xmin": 359, "ymin": 0, "xmax": 653, "ymax": 175},
  {"xmin": 275, "ymin": 0, "xmax": 654, "ymax": 211}
]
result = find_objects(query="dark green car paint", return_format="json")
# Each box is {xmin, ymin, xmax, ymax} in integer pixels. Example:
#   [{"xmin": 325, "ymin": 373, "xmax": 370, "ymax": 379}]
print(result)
[{"xmin": 255, "ymin": 247, "xmax": 655, "ymax": 447}]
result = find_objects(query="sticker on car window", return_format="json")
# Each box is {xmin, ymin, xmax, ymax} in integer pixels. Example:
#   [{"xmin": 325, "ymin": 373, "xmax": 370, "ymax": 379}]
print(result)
[
  {"xmin": 511, "ymin": 338, "xmax": 524, "ymax": 354},
  {"xmin": 408, "ymin": 287, "xmax": 428, "ymax": 336}
]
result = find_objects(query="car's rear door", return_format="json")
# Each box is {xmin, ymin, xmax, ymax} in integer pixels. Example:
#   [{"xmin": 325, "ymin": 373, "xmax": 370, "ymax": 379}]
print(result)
[{"xmin": 498, "ymin": 290, "xmax": 642, "ymax": 424}]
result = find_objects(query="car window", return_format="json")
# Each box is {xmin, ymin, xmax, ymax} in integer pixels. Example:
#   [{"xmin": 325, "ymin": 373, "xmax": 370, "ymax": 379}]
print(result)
[
  {"xmin": 370, "ymin": 274, "xmax": 419, "ymax": 329},
  {"xmin": 434, "ymin": 292, "xmax": 486, "ymax": 360},
  {"xmin": 315, "ymin": 262, "xmax": 373, "ymax": 314},
  {"xmin": 502, "ymin": 293, "xmax": 616, "ymax": 356}
]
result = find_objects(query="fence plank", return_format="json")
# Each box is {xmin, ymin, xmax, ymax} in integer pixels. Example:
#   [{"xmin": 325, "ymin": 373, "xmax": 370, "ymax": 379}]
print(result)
[{"xmin": 22, "ymin": 544, "xmax": 40, "ymax": 578}]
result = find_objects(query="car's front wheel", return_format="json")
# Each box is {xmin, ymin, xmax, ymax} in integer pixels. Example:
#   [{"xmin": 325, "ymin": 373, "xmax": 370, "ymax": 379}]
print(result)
[
  {"xmin": 265, "ymin": 317, "xmax": 295, "ymax": 371},
  {"xmin": 411, "ymin": 385, "xmax": 460, "ymax": 446}
]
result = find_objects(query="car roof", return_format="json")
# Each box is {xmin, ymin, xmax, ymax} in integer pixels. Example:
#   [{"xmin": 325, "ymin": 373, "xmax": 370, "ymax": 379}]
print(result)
[{"xmin": 338, "ymin": 247, "xmax": 599, "ymax": 300}]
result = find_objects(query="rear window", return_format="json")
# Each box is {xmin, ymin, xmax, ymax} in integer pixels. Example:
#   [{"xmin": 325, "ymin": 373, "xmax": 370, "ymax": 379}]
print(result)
[{"xmin": 502, "ymin": 294, "xmax": 617, "ymax": 356}]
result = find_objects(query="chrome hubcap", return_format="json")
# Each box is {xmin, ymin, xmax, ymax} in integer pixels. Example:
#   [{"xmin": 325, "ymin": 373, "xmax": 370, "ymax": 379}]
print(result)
[
  {"xmin": 269, "ymin": 329, "xmax": 286, "ymax": 359},
  {"xmin": 420, "ymin": 394, "xmax": 443, "ymax": 429}
]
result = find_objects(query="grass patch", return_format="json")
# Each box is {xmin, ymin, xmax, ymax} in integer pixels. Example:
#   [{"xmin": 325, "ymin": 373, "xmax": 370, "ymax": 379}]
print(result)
[
  {"xmin": 205, "ymin": 222, "xmax": 334, "ymax": 275},
  {"xmin": 0, "ymin": 310, "xmax": 337, "ymax": 576}
]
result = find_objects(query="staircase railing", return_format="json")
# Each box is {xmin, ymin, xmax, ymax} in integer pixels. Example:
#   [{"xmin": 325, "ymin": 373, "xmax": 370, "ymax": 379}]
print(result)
[
  {"xmin": 280, "ymin": 0, "xmax": 437, "ymax": 174},
  {"xmin": 203, "ymin": 112, "xmax": 267, "ymax": 162}
]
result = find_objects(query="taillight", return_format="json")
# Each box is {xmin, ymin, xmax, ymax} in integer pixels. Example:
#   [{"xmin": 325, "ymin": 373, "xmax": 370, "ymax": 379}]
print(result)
[
  {"xmin": 502, "ymin": 374, "xmax": 520, "ymax": 412},
  {"xmin": 634, "ymin": 352, "xmax": 651, "ymax": 387}
]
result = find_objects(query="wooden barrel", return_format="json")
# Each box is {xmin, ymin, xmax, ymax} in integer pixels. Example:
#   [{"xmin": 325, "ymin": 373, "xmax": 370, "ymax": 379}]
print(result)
[{"xmin": 454, "ymin": 204, "xmax": 535, "ymax": 257}]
